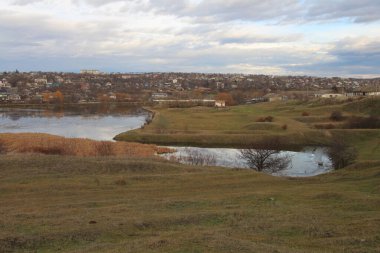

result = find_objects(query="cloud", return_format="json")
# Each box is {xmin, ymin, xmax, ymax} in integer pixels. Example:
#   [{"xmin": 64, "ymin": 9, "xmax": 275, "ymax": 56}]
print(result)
[
  {"xmin": 11, "ymin": 0, "xmax": 45, "ymax": 5},
  {"xmin": 147, "ymin": 0, "xmax": 303, "ymax": 23},
  {"xmin": 285, "ymin": 37, "xmax": 380, "ymax": 77},
  {"xmin": 305, "ymin": 0, "xmax": 380, "ymax": 23},
  {"xmin": 145, "ymin": 0, "xmax": 380, "ymax": 24},
  {"xmin": 0, "ymin": 0, "xmax": 379, "ymax": 77}
]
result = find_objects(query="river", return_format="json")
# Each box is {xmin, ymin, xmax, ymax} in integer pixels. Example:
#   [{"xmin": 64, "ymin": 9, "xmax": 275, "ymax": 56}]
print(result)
[
  {"xmin": 0, "ymin": 106, "xmax": 148, "ymax": 140},
  {"xmin": 161, "ymin": 146, "xmax": 332, "ymax": 177},
  {"xmin": 0, "ymin": 106, "xmax": 333, "ymax": 177}
]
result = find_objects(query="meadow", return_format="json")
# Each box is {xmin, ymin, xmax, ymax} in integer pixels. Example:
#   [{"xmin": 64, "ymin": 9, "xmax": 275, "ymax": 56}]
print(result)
[
  {"xmin": 115, "ymin": 98, "xmax": 380, "ymax": 161},
  {"xmin": 1, "ymin": 97, "xmax": 379, "ymax": 252},
  {"xmin": 0, "ymin": 155, "xmax": 379, "ymax": 253}
]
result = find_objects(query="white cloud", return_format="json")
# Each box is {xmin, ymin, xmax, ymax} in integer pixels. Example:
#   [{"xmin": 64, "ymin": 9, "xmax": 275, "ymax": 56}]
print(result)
[{"xmin": 0, "ymin": 0, "xmax": 379, "ymax": 77}]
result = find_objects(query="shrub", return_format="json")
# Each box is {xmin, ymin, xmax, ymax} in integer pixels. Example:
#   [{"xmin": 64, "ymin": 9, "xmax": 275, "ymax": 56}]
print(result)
[
  {"xmin": 282, "ymin": 124, "xmax": 288, "ymax": 130},
  {"xmin": 314, "ymin": 124, "xmax": 335, "ymax": 129},
  {"xmin": 114, "ymin": 178, "xmax": 127, "ymax": 186},
  {"xmin": 330, "ymin": 111, "xmax": 343, "ymax": 121},
  {"xmin": 345, "ymin": 116, "xmax": 380, "ymax": 129},
  {"xmin": 327, "ymin": 137, "xmax": 357, "ymax": 169},
  {"xmin": 256, "ymin": 116, "xmax": 274, "ymax": 122},
  {"xmin": 179, "ymin": 148, "xmax": 216, "ymax": 166},
  {"xmin": 265, "ymin": 116, "xmax": 274, "ymax": 122},
  {"xmin": 302, "ymin": 112, "xmax": 310, "ymax": 116}
]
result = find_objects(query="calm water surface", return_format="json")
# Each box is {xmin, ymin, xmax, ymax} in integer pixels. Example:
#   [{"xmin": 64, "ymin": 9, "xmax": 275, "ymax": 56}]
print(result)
[
  {"xmin": 1, "ymin": 107, "xmax": 333, "ymax": 177},
  {"xmin": 0, "ymin": 107, "xmax": 148, "ymax": 140},
  {"xmin": 162, "ymin": 146, "xmax": 332, "ymax": 177}
]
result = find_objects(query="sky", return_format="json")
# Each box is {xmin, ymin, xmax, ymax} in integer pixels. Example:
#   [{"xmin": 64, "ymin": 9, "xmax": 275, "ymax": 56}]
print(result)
[{"xmin": 0, "ymin": 0, "xmax": 379, "ymax": 77}]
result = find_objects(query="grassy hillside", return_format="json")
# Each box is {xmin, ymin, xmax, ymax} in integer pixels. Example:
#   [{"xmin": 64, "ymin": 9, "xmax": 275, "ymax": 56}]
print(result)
[
  {"xmin": 115, "ymin": 98, "xmax": 380, "ymax": 161},
  {"xmin": 0, "ymin": 155, "xmax": 379, "ymax": 252}
]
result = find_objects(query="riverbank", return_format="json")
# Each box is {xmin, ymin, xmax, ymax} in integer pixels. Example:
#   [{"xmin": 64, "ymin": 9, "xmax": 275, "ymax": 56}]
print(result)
[
  {"xmin": 1, "ymin": 155, "xmax": 379, "ymax": 252},
  {"xmin": 0, "ymin": 102, "xmax": 149, "ymax": 114}
]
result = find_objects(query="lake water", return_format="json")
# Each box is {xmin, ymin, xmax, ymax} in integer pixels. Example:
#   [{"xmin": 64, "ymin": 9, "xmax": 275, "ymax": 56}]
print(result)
[
  {"xmin": 0, "ymin": 106, "xmax": 333, "ymax": 177},
  {"xmin": 0, "ymin": 107, "xmax": 148, "ymax": 140},
  {"xmin": 161, "ymin": 146, "xmax": 332, "ymax": 177}
]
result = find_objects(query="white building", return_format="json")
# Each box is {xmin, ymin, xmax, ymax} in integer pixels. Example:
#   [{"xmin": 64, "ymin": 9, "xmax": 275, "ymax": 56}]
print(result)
[
  {"xmin": 215, "ymin": 100, "xmax": 226, "ymax": 108},
  {"xmin": 315, "ymin": 93, "xmax": 345, "ymax": 99},
  {"xmin": 80, "ymin": 69, "xmax": 101, "ymax": 75},
  {"xmin": 34, "ymin": 78, "xmax": 48, "ymax": 85}
]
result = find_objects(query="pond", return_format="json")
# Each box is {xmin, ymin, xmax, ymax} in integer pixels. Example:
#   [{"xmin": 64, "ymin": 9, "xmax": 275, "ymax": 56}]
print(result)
[
  {"xmin": 0, "ymin": 106, "xmax": 149, "ymax": 140},
  {"xmin": 161, "ymin": 146, "xmax": 332, "ymax": 177}
]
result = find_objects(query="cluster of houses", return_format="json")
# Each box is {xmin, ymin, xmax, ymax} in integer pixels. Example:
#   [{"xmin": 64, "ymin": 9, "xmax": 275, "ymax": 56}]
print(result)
[
  {"xmin": 0, "ymin": 71, "xmax": 379, "ymax": 104},
  {"xmin": 315, "ymin": 89, "xmax": 380, "ymax": 99},
  {"xmin": 0, "ymin": 80, "xmax": 21, "ymax": 102}
]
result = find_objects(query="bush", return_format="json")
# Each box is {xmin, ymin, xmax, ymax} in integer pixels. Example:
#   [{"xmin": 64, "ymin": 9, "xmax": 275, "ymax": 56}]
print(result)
[
  {"xmin": 327, "ymin": 137, "xmax": 357, "ymax": 169},
  {"xmin": 114, "ymin": 178, "xmax": 127, "ymax": 186},
  {"xmin": 330, "ymin": 111, "xmax": 343, "ymax": 121},
  {"xmin": 179, "ymin": 148, "xmax": 216, "ymax": 166},
  {"xmin": 302, "ymin": 112, "xmax": 310, "ymax": 116},
  {"xmin": 282, "ymin": 124, "xmax": 288, "ymax": 130},
  {"xmin": 345, "ymin": 116, "xmax": 380, "ymax": 129},
  {"xmin": 314, "ymin": 124, "xmax": 336, "ymax": 129},
  {"xmin": 256, "ymin": 116, "xmax": 274, "ymax": 122}
]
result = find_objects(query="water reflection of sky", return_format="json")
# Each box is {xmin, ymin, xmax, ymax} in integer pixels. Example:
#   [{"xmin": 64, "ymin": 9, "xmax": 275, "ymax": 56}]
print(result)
[
  {"xmin": 162, "ymin": 147, "xmax": 332, "ymax": 177},
  {"xmin": 0, "ymin": 109, "xmax": 147, "ymax": 140}
]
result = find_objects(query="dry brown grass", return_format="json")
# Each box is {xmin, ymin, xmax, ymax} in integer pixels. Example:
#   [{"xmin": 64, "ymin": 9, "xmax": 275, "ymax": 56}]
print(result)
[
  {"xmin": 0, "ymin": 133, "xmax": 170, "ymax": 158},
  {"xmin": 0, "ymin": 155, "xmax": 379, "ymax": 252}
]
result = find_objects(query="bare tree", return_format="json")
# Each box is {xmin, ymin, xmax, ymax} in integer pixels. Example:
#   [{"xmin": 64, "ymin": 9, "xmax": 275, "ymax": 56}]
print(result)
[
  {"xmin": 179, "ymin": 148, "xmax": 216, "ymax": 166},
  {"xmin": 327, "ymin": 137, "xmax": 357, "ymax": 169},
  {"xmin": 239, "ymin": 138, "xmax": 291, "ymax": 173}
]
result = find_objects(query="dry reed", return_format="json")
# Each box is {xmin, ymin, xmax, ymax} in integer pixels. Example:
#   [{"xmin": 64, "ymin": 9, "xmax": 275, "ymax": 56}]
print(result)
[{"xmin": 0, "ymin": 133, "xmax": 171, "ymax": 158}]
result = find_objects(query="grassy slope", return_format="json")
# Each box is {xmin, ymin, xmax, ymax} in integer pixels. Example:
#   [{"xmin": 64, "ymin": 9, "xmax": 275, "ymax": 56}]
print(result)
[
  {"xmin": 0, "ymin": 155, "xmax": 379, "ymax": 253},
  {"xmin": 115, "ymin": 98, "xmax": 380, "ymax": 160}
]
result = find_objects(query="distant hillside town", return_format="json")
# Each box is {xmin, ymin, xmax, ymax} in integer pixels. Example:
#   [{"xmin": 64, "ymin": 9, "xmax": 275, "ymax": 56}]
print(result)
[{"xmin": 0, "ymin": 70, "xmax": 379, "ymax": 105}]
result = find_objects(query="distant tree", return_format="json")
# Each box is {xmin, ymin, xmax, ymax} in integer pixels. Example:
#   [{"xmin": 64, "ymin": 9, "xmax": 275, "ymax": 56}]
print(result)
[
  {"xmin": 215, "ymin": 92, "xmax": 235, "ymax": 106},
  {"xmin": 330, "ymin": 111, "xmax": 343, "ymax": 121},
  {"xmin": 239, "ymin": 138, "xmax": 291, "ymax": 173},
  {"xmin": 231, "ymin": 90, "xmax": 246, "ymax": 105},
  {"xmin": 345, "ymin": 116, "xmax": 380, "ymax": 129},
  {"xmin": 54, "ymin": 91, "xmax": 64, "ymax": 103},
  {"xmin": 42, "ymin": 92, "xmax": 52, "ymax": 103},
  {"xmin": 179, "ymin": 148, "xmax": 216, "ymax": 166},
  {"xmin": 116, "ymin": 93, "xmax": 129, "ymax": 102},
  {"xmin": 97, "ymin": 93, "xmax": 110, "ymax": 103},
  {"xmin": 327, "ymin": 137, "xmax": 357, "ymax": 169}
]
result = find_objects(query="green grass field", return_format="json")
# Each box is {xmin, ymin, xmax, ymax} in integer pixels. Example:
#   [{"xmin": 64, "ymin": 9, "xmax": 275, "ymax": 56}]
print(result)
[
  {"xmin": 1, "ymin": 155, "xmax": 380, "ymax": 252},
  {"xmin": 115, "ymin": 98, "xmax": 380, "ymax": 161}
]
